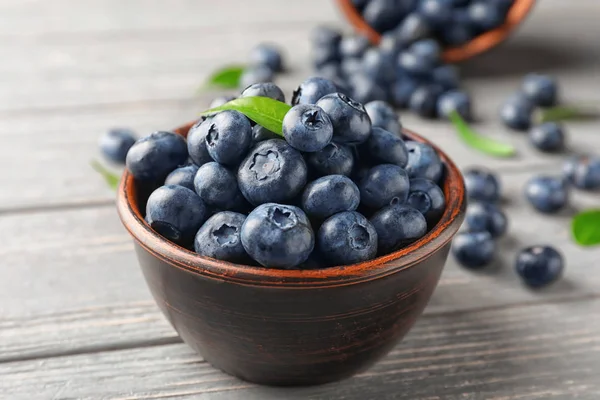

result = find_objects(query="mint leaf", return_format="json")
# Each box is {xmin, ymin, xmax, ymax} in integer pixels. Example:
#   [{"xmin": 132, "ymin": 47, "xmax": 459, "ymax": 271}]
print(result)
[
  {"xmin": 200, "ymin": 96, "xmax": 291, "ymax": 135},
  {"xmin": 572, "ymin": 209, "xmax": 600, "ymax": 246},
  {"xmin": 535, "ymin": 104, "xmax": 600, "ymax": 123},
  {"xmin": 201, "ymin": 65, "xmax": 245, "ymax": 91},
  {"xmin": 448, "ymin": 110, "xmax": 516, "ymax": 158},
  {"xmin": 91, "ymin": 159, "xmax": 120, "ymax": 190}
]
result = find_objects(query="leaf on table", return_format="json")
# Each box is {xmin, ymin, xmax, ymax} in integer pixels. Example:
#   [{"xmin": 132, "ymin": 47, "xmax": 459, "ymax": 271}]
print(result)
[
  {"xmin": 448, "ymin": 110, "xmax": 516, "ymax": 158},
  {"xmin": 200, "ymin": 96, "xmax": 290, "ymax": 135},
  {"xmin": 91, "ymin": 159, "xmax": 120, "ymax": 190},
  {"xmin": 572, "ymin": 209, "xmax": 600, "ymax": 246},
  {"xmin": 200, "ymin": 65, "xmax": 245, "ymax": 91},
  {"xmin": 535, "ymin": 104, "xmax": 600, "ymax": 123}
]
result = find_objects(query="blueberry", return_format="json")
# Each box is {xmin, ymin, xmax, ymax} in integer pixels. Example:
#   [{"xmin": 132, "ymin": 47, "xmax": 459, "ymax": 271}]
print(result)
[
  {"xmin": 363, "ymin": 0, "xmax": 408, "ymax": 33},
  {"xmin": 341, "ymin": 57, "xmax": 364, "ymax": 78},
  {"xmin": 522, "ymin": 74, "xmax": 558, "ymax": 107},
  {"xmin": 306, "ymin": 142, "xmax": 355, "ymax": 177},
  {"xmin": 391, "ymin": 77, "xmax": 420, "ymax": 108},
  {"xmin": 515, "ymin": 245, "xmax": 564, "ymax": 288},
  {"xmin": 359, "ymin": 164, "xmax": 410, "ymax": 209},
  {"xmin": 364, "ymin": 100, "xmax": 402, "ymax": 135},
  {"xmin": 312, "ymin": 45, "xmax": 341, "ymax": 69},
  {"xmin": 529, "ymin": 122, "xmax": 565, "ymax": 152},
  {"xmin": 194, "ymin": 211, "xmax": 248, "ymax": 263},
  {"xmin": 292, "ymin": 77, "xmax": 338, "ymax": 105},
  {"xmin": 379, "ymin": 32, "xmax": 406, "ymax": 59},
  {"xmin": 126, "ymin": 131, "xmax": 188, "ymax": 182},
  {"xmin": 316, "ymin": 92, "xmax": 372, "ymax": 145},
  {"xmin": 405, "ymin": 141, "xmax": 443, "ymax": 182},
  {"xmin": 318, "ymin": 211, "xmax": 378, "ymax": 265},
  {"xmin": 145, "ymin": 185, "xmax": 207, "ymax": 245},
  {"xmin": 500, "ymin": 94, "xmax": 534, "ymax": 131},
  {"xmin": 463, "ymin": 168, "xmax": 501, "ymax": 203},
  {"xmin": 467, "ymin": 2, "xmax": 504, "ymax": 31},
  {"xmin": 194, "ymin": 162, "xmax": 247, "ymax": 211},
  {"xmin": 349, "ymin": 73, "xmax": 388, "ymax": 104},
  {"xmin": 370, "ymin": 204, "xmax": 427, "ymax": 254},
  {"xmin": 452, "ymin": 231, "xmax": 496, "ymax": 269},
  {"xmin": 362, "ymin": 48, "xmax": 396, "ymax": 85},
  {"xmin": 249, "ymin": 43, "xmax": 284, "ymax": 72},
  {"xmin": 432, "ymin": 65, "xmax": 460, "ymax": 90},
  {"xmin": 465, "ymin": 202, "xmax": 508, "ymax": 238},
  {"xmin": 394, "ymin": 13, "xmax": 432, "ymax": 45},
  {"xmin": 283, "ymin": 104, "xmax": 333, "ymax": 152},
  {"xmin": 339, "ymin": 35, "xmax": 370, "ymax": 59},
  {"xmin": 409, "ymin": 84, "xmax": 444, "ymax": 118},
  {"xmin": 398, "ymin": 51, "xmax": 434, "ymax": 78},
  {"xmin": 524, "ymin": 175, "xmax": 569, "ymax": 213},
  {"xmin": 437, "ymin": 90, "xmax": 472, "ymax": 120},
  {"xmin": 239, "ymin": 65, "xmax": 274, "ymax": 89},
  {"xmin": 410, "ymin": 39, "xmax": 442, "ymax": 66},
  {"xmin": 164, "ymin": 165, "xmax": 199, "ymax": 191},
  {"xmin": 237, "ymin": 139, "xmax": 308, "ymax": 206},
  {"xmin": 440, "ymin": 20, "xmax": 473, "ymax": 46},
  {"xmin": 362, "ymin": 127, "xmax": 409, "ymax": 167},
  {"xmin": 209, "ymin": 95, "xmax": 236, "ymax": 109},
  {"xmin": 99, "ymin": 128, "xmax": 136, "ymax": 164},
  {"xmin": 419, "ymin": 0, "xmax": 453, "ymax": 26},
  {"xmin": 241, "ymin": 203, "xmax": 314, "ymax": 269},
  {"xmin": 407, "ymin": 178, "xmax": 445, "ymax": 225},
  {"xmin": 205, "ymin": 110, "xmax": 252, "ymax": 166},
  {"xmin": 241, "ymin": 82, "xmax": 285, "ymax": 102},
  {"xmin": 251, "ymin": 124, "xmax": 279, "ymax": 144},
  {"xmin": 187, "ymin": 118, "xmax": 214, "ymax": 166},
  {"xmin": 310, "ymin": 26, "xmax": 342, "ymax": 49},
  {"xmin": 563, "ymin": 155, "xmax": 600, "ymax": 190},
  {"xmin": 301, "ymin": 175, "xmax": 360, "ymax": 220}
]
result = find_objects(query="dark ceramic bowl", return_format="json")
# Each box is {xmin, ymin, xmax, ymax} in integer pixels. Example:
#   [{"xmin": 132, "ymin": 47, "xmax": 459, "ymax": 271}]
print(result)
[
  {"xmin": 336, "ymin": 0, "xmax": 536, "ymax": 63},
  {"xmin": 117, "ymin": 121, "xmax": 466, "ymax": 386}
]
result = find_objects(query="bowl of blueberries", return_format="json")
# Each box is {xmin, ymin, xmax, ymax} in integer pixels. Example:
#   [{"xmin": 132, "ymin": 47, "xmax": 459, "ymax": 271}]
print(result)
[
  {"xmin": 116, "ymin": 77, "xmax": 466, "ymax": 386},
  {"xmin": 337, "ymin": 0, "xmax": 536, "ymax": 63}
]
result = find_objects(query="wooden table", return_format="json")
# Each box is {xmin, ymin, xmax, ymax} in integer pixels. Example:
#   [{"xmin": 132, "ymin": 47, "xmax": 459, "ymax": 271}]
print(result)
[{"xmin": 2, "ymin": 1, "xmax": 600, "ymax": 398}]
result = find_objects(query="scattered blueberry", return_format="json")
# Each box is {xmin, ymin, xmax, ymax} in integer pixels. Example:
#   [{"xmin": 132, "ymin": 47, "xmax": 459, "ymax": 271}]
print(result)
[
  {"xmin": 194, "ymin": 162, "xmax": 247, "ymax": 211},
  {"xmin": 301, "ymin": 175, "xmax": 360, "ymax": 220},
  {"xmin": 187, "ymin": 118, "xmax": 214, "ymax": 166},
  {"xmin": 406, "ymin": 178, "xmax": 445, "ymax": 225},
  {"xmin": 100, "ymin": 128, "xmax": 136, "ymax": 164},
  {"xmin": 241, "ymin": 82, "xmax": 285, "ymax": 102},
  {"xmin": 365, "ymin": 100, "xmax": 402, "ymax": 135},
  {"xmin": 316, "ymin": 92, "xmax": 372, "ymax": 145},
  {"xmin": 359, "ymin": 164, "xmax": 410, "ymax": 209},
  {"xmin": 529, "ymin": 122, "xmax": 565, "ymax": 152},
  {"xmin": 500, "ymin": 93, "xmax": 534, "ymax": 131},
  {"xmin": 165, "ymin": 165, "xmax": 199, "ymax": 191},
  {"xmin": 362, "ymin": 127, "xmax": 409, "ymax": 167},
  {"xmin": 283, "ymin": 104, "xmax": 333, "ymax": 152},
  {"xmin": 437, "ymin": 89, "xmax": 472, "ymax": 120},
  {"xmin": 292, "ymin": 77, "xmax": 338, "ymax": 105},
  {"xmin": 194, "ymin": 211, "xmax": 248, "ymax": 263},
  {"xmin": 249, "ymin": 43, "xmax": 284, "ymax": 72},
  {"xmin": 241, "ymin": 203, "xmax": 314, "ymax": 268},
  {"xmin": 126, "ymin": 131, "xmax": 188, "ymax": 182},
  {"xmin": 318, "ymin": 211, "xmax": 378, "ymax": 265},
  {"xmin": 409, "ymin": 84, "xmax": 444, "ymax": 118},
  {"xmin": 522, "ymin": 74, "xmax": 558, "ymax": 107},
  {"xmin": 452, "ymin": 231, "xmax": 496, "ymax": 269},
  {"xmin": 370, "ymin": 204, "xmax": 427, "ymax": 254},
  {"xmin": 563, "ymin": 155, "xmax": 600, "ymax": 190},
  {"xmin": 205, "ymin": 110, "xmax": 252, "ymax": 166},
  {"xmin": 464, "ymin": 168, "xmax": 501, "ymax": 203},
  {"xmin": 405, "ymin": 141, "xmax": 443, "ymax": 182},
  {"xmin": 306, "ymin": 142, "xmax": 355, "ymax": 177},
  {"xmin": 525, "ymin": 175, "xmax": 569, "ymax": 213},
  {"xmin": 515, "ymin": 245, "xmax": 564, "ymax": 288},
  {"xmin": 465, "ymin": 202, "xmax": 508, "ymax": 238}
]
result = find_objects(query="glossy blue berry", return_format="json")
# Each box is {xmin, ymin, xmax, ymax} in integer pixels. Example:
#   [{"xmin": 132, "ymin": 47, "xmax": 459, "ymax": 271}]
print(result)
[
  {"xmin": 379, "ymin": 32, "xmax": 405, "ymax": 59},
  {"xmin": 301, "ymin": 175, "xmax": 360, "ymax": 220},
  {"xmin": 370, "ymin": 204, "xmax": 427, "ymax": 254},
  {"xmin": 465, "ymin": 202, "xmax": 508, "ymax": 238},
  {"xmin": 362, "ymin": 48, "xmax": 396, "ymax": 85},
  {"xmin": 306, "ymin": 142, "xmax": 355, "ymax": 177},
  {"xmin": 145, "ymin": 185, "xmax": 207, "ymax": 245},
  {"xmin": 522, "ymin": 74, "xmax": 558, "ymax": 107},
  {"xmin": 241, "ymin": 82, "xmax": 285, "ymax": 102},
  {"xmin": 407, "ymin": 178, "xmax": 446, "ymax": 225},
  {"xmin": 209, "ymin": 95, "xmax": 235, "ymax": 109},
  {"xmin": 563, "ymin": 155, "xmax": 600, "ymax": 190},
  {"xmin": 409, "ymin": 84, "xmax": 444, "ymax": 118},
  {"xmin": 463, "ymin": 168, "xmax": 501, "ymax": 203},
  {"xmin": 241, "ymin": 203, "xmax": 314, "ymax": 269},
  {"xmin": 405, "ymin": 141, "xmax": 443, "ymax": 182},
  {"xmin": 500, "ymin": 94, "xmax": 534, "ymax": 131},
  {"xmin": 349, "ymin": 73, "xmax": 388, "ymax": 104},
  {"xmin": 283, "ymin": 104, "xmax": 333, "ymax": 152},
  {"xmin": 395, "ymin": 13, "xmax": 432, "ymax": 45},
  {"xmin": 164, "ymin": 165, "xmax": 199, "ymax": 191},
  {"xmin": 467, "ymin": 2, "xmax": 504, "ymax": 31},
  {"xmin": 339, "ymin": 35, "xmax": 370, "ymax": 59},
  {"xmin": 362, "ymin": 127, "xmax": 409, "ymax": 167},
  {"xmin": 249, "ymin": 43, "xmax": 283, "ymax": 72},
  {"xmin": 126, "ymin": 131, "xmax": 188, "ymax": 182},
  {"xmin": 452, "ymin": 231, "xmax": 496, "ymax": 269},
  {"xmin": 318, "ymin": 211, "xmax": 378, "ymax": 266},
  {"xmin": 391, "ymin": 77, "xmax": 420, "ymax": 108},
  {"xmin": 525, "ymin": 175, "xmax": 569, "ymax": 213},
  {"xmin": 365, "ymin": 100, "xmax": 402, "ymax": 135},
  {"xmin": 398, "ymin": 51, "xmax": 434, "ymax": 78},
  {"xmin": 419, "ymin": 0, "xmax": 453, "ymax": 26},
  {"xmin": 516, "ymin": 245, "xmax": 564, "ymax": 288},
  {"xmin": 194, "ymin": 212, "xmax": 248, "ymax": 263},
  {"xmin": 239, "ymin": 65, "xmax": 274, "ymax": 89},
  {"xmin": 251, "ymin": 124, "xmax": 279, "ymax": 144},
  {"xmin": 100, "ymin": 128, "xmax": 136, "ymax": 164},
  {"xmin": 410, "ymin": 39, "xmax": 442, "ymax": 65},
  {"xmin": 529, "ymin": 122, "xmax": 565, "ymax": 152},
  {"xmin": 432, "ymin": 65, "xmax": 460, "ymax": 90},
  {"xmin": 363, "ymin": 0, "xmax": 408, "ymax": 33},
  {"xmin": 359, "ymin": 164, "xmax": 410, "ymax": 209},
  {"xmin": 237, "ymin": 139, "xmax": 307, "ymax": 206},
  {"xmin": 187, "ymin": 118, "xmax": 214, "ymax": 167},
  {"xmin": 194, "ymin": 162, "xmax": 247, "ymax": 211},
  {"xmin": 292, "ymin": 77, "xmax": 338, "ymax": 105},
  {"xmin": 316, "ymin": 92, "xmax": 372, "ymax": 145},
  {"xmin": 341, "ymin": 57, "xmax": 363, "ymax": 78},
  {"xmin": 437, "ymin": 90, "xmax": 472, "ymax": 120},
  {"xmin": 440, "ymin": 20, "xmax": 473, "ymax": 46},
  {"xmin": 205, "ymin": 110, "xmax": 252, "ymax": 166}
]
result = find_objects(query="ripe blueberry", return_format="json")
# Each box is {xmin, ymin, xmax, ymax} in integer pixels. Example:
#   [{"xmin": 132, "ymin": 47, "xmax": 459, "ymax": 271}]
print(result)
[
  {"xmin": 239, "ymin": 65, "xmax": 274, "ymax": 89},
  {"xmin": 316, "ymin": 92, "xmax": 372, "ymax": 145},
  {"xmin": 301, "ymin": 175, "xmax": 360, "ymax": 220},
  {"xmin": 405, "ymin": 141, "xmax": 443, "ymax": 182},
  {"xmin": 452, "ymin": 231, "xmax": 496, "ymax": 269},
  {"xmin": 391, "ymin": 77, "xmax": 420, "ymax": 108},
  {"xmin": 100, "ymin": 128, "xmax": 136, "ymax": 164},
  {"xmin": 126, "ymin": 131, "xmax": 188, "ymax": 182},
  {"xmin": 529, "ymin": 122, "xmax": 565, "ymax": 152},
  {"xmin": 522, "ymin": 74, "xmax": 558, "ymax": 107},
  {"xmin": 515, "ymin": 245, "xmax": 564, "ymax": 288},
  {"xmin": 194, "ymin": 162, "xmax": 247, "ymax": 211},
  {"xmin": 292, "ymin": 77, "xmax": 338, "ymax": 105},
  {"xmin": 251, "ymin": 124, "xmax": 279, "ymax": 144},
  {"xmin": 465, "ymin": 202, "xmax": 508, "ymax": 238},
  {"xmin": 187, "ymin": 118, "xmax": 214, "ymax": 166},
  {"xmin": 339, "ymin": 35, "xmax": 370, "ymax": 59},
  {"xmin": 407, "ymin": 178, "xmax": 446, "ymax": 226},
  {"xmin": 409, "ymin": 84, "xmax": 444, "ymax": 118},
  {"xmin": 419, "ymin": 0, "xmax": 453, "ymax": 26},
  {"xmin": 363, "ymin": 0, "xmax": 408, "ymax": 33},
  {"xmin": 362, "ymin": 127, "xmax": 409, "ymax": 167},
  {"xmin": 437, "ymin": 90, "xmax": 472, "ymax": 120},
  {"xmin": 194, "ymin": 211, "xmax": 248, "ymax": 263},
  {"xmin": 463, "ymin": 168, "xmax": 501, "ymax": 203},
  {"xmin": 205, "ymin": 111, "xmax": 252, "ymax": 167},
  {"xmin": 241, "ymin": 82, "xmax": 285, "ymax": 103},
  {"xmin": 359, "ymin": 164, "xmax": 410, "ymax": 209},
  {"xmin": 249, "ymin": 43, "xmax": 284, "ymax": 72},
  {"xmin": 370, "ymin": 204, "xmax": 427, "ymax": 254},
  {"xmin": 306, "ymin": 142, "xmax": 355, "ymax": 177},
  {"xmin": 164, "ymin": 165, "xmax": 199, "ymax": 191},
  {"xmin": 563, "ymin": 155, "xmax": 600, "ymax": 190},
  {"xmin": 364, "ymin": 100, "xmax": 402, "ymax": 135},
  {"xmin": 348, "ymin": 73, "xmax": 388, "ymax": 104},
  {"xmin": 283, "ymin": 104, "xmax": 333, "ymax": 152},
  {"xmin": 524, "ymin": 175, "xmax": 569, "ymax": 213},
  {"xmin": 500, "ymin": 94, "xmax": 534, "ymax": 131},
  {"xmin": 395, "ymin": 13, "xmax": 432, "ymax": 45},
  {"xmin": 318, "ymin": 211, "xmax": 378, "ymax": 266}
]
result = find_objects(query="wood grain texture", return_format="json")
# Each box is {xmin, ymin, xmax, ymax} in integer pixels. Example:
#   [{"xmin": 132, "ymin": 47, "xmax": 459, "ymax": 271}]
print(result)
[{"xmin": 3, "ymin": 298, "xmax": 600, "ymax": 399}]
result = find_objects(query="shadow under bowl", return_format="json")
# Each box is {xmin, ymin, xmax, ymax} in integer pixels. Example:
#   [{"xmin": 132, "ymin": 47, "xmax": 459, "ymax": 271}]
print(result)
[{"xmin": 116, "ymin": 122, "xmax": 467, "ymax": 386}]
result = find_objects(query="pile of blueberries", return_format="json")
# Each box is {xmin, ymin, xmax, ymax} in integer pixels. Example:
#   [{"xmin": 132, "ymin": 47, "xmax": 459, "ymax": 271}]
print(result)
[{"xmin": 109, "ymin": 77, "xmax": 450, "ymax": 270}]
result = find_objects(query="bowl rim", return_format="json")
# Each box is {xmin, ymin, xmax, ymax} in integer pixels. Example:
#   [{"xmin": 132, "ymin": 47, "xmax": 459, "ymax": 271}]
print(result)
[
  {"xmin": 117, "ymin": 122, "xmax": 466, "ymax": 288},
  {"xmin": 336, "ymin": 0, "xmax": 536, "ymax": 63}
]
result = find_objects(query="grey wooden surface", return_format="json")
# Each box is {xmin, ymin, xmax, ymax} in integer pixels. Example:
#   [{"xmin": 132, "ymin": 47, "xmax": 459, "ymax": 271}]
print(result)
[{"xmin": 1, "ymin": 0, "xmax": 600, "ymax": 399}]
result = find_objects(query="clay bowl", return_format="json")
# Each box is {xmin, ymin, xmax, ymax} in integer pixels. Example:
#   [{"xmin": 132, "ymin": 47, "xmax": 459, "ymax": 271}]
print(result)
[
  {"xmin": 336, "ymin": 0, "xmax": 536, "ymax": 63},
  {"xmin": 116, "ymin": 122, "xmax": 466, "ymax": 386}
]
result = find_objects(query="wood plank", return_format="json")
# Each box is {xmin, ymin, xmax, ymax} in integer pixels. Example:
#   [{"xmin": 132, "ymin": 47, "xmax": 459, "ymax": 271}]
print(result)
[
  {"xmin": 2, "ymin": 297, "xmax": 600, "ymax": 400},
  {"xmin": 1, "ymin": 168, "xmax": 599, "ymax": 362}
]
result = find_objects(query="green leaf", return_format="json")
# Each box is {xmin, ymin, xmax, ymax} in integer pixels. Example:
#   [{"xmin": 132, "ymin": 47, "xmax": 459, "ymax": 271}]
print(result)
[
  {"xmin": 572, "ymin": 209, "xmax": 600, "ymax": 246},
  {"xmin": 91, "ymin": 159, "xmax": 120, "ymax": 190},
  {"xmin": 448, "ymin": 110, "xmax": 516, "ymax": 158},
  {"xmin": 200, "ymin": 96, "xmax": 291, "ymax": 135},
  {"xmin": 535, "ymin": 104, "xmax": 600, "ymax": 123},
  {"xmin": 200, "ymin": 65, "xmax": 245, "ymax": 91}
]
